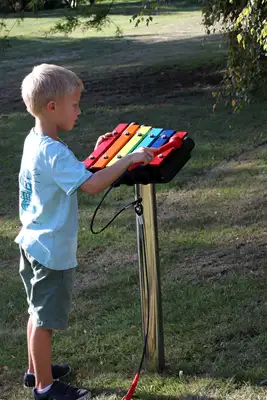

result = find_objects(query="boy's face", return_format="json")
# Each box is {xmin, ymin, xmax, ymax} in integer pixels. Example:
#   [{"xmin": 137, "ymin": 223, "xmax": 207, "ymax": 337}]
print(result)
[{"xmin": 47, "ymin": 88, "xmax": 82, "ymax": 131}]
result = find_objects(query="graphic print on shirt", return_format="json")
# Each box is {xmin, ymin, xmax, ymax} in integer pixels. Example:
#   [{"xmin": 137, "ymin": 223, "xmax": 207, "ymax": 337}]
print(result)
[{"xmin": 19, "ymin": 169, "xmax": 40, "ymax": 215}]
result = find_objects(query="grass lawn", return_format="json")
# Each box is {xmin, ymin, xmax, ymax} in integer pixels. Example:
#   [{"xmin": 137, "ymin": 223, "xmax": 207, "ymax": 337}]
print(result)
[{"xmin": 1, "ymin": 2, "xmax": 267, "ymax": 399}]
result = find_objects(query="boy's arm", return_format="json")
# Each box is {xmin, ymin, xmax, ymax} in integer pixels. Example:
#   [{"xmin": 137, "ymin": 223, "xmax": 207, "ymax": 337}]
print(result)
[{"xmin": 80, "ymin": 148, "xmax": 153, "ymax": 194}]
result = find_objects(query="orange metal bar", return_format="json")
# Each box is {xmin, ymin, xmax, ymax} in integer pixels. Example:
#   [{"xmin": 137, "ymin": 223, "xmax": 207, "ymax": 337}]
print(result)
[{"xmin": 92, "ymin": 124, "xmax": 140, "ymax": 169}]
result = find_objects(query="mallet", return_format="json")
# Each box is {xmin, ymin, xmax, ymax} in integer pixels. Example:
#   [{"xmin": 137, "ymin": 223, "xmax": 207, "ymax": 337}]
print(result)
[{"xmin": 128, "ymin": 135, "xmax": 183, "ymax": 171}]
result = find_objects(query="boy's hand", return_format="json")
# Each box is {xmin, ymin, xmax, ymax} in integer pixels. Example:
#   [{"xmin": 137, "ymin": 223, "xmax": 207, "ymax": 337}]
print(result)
[
  {"xmin": 94, "ymin": 132, "xmax": 115, "ymax": 149},
  {"xmin": 81, "ymin": 146, "xmax": 155, "ymax": 194},
  {"xmin": 130, "ymin": 147, "xmax": 155, "ymax": 166}
]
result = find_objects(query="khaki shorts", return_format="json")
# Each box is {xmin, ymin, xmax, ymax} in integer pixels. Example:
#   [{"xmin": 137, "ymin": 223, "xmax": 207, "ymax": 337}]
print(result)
[{"xmin": 19, "ymin": 246, "xmax": 76, "ymax": 330}]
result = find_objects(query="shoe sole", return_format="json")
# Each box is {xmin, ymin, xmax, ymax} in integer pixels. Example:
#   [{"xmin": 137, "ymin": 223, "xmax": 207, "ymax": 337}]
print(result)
[{"xmin": 23, "ymin": 367, "xmax": 72, "ymax": 389}]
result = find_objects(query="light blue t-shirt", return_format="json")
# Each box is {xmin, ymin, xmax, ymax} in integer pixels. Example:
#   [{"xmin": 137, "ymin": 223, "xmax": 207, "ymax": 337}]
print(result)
[{"xmin": 15, "ymin": 129, "xmax": 92, "ymax": 270}]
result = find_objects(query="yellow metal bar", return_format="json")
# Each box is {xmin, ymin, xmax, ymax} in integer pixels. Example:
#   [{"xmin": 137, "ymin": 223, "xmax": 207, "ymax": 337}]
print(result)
[{"xmin": 107, "ymin": 126, "xmax": 152, "ymax": 166}]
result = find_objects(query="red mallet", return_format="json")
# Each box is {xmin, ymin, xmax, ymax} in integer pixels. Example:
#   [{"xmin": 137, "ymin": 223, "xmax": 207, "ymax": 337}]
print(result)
[{"xmin": 128, "ymin": 136, "xmax": 183, "ymax": 171}]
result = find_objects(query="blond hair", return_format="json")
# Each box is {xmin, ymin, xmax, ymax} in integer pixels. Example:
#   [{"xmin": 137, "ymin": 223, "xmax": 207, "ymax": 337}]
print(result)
[{"xmin": 21, "ymin": 64, "xmax": 84, "ymax": 116}]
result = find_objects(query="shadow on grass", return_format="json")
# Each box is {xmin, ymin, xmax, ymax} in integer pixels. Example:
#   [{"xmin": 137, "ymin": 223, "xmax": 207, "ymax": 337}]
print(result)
[
  {"xmin": 0, "ymin": 33, "xmax": 224, "ymax": 80},
  {"xmin": 94, "ymin": 387, "xmax": 217, "ymax": 400},
  {"xmin": 1, "ymin": 33, "xmax": 224, "ymax": 115}
]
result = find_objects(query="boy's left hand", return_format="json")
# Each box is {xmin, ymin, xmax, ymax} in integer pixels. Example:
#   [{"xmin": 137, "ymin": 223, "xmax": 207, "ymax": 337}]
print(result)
[{"xmin": 94, "ymin": 132, "xmax": 115, "ymax": 149}]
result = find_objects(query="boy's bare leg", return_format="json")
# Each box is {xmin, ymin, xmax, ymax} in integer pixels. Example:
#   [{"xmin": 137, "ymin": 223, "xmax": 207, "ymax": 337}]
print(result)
[
  {"xmin": 27, "ymin": 316, "xmax": 35, "ymax": 373},
  {"xmin": 30, "ymin": 324, "xmax": 53, "ymax": 390}
]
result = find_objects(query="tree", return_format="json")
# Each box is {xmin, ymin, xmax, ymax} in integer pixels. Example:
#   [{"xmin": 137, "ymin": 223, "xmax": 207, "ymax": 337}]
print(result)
[{"xmin": 203, "ymin": 0, "xmax": 267, "ymax": 108}]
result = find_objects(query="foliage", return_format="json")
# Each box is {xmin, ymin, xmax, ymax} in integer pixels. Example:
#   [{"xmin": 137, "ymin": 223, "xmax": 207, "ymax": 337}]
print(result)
[
  {"xmin": 50, "ymin": 1, "xmax": 121, "ymax": 35},
  {"xmin": 50, "ymin": 0, "xmax": 156, "ymax": 36},
  {"xmin": 203, "ymin": 0, "xmax": 267, "ymax": 109}
]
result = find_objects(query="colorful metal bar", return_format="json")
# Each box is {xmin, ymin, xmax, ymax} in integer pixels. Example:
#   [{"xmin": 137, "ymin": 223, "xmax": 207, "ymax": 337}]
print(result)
[{"xmin": 107, "ymin": 125, "xmax": 152, "ymax": 166}]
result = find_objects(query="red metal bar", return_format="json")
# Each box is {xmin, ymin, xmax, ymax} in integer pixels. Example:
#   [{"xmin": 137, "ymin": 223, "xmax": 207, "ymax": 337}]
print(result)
[{"xmin": 83, "ymin": 123, "xmax": 129, "ymax": 169}]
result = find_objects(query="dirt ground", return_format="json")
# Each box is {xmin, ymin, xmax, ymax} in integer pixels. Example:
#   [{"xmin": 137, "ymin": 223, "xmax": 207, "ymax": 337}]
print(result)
[{"xmin": 0, "ymin": 63, "xmax": 223, "ymax": 113}]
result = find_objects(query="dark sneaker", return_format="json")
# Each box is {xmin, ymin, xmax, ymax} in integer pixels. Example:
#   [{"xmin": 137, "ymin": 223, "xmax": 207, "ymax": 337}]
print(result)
[
  {"xmin": 260, "ymin": 379, "xmax": 267, "ymax": 386},
  {"xmin": 24, "ymin": 364, "xmax": 71, "ymax": 388},
  {"xmin": 33, "ymin": 381, "xmax": 91, "ymax": 399}
]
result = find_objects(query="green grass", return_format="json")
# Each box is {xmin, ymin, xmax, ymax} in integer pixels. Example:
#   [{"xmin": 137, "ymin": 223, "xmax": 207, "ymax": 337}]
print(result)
[{"xmin": 1, "ymin": 2, "xmax": 267, "ymax": 400}]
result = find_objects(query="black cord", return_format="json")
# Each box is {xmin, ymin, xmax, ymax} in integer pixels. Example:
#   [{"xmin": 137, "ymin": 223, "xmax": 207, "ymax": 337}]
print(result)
[
  {"xmin": 90, "ymin": 186, "xmax": 150, "ymax": 377},
  {"xmin": 90, "ymin": 185, "xmax": 141, "ymax": 234},
  {"xmin": 135, "ymin": 204, "xmax": 150, "ymax": 374}
]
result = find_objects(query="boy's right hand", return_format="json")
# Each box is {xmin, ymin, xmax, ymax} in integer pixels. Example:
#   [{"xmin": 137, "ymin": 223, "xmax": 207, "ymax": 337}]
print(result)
[{"xmin": 130, "ymin": 147, "xmax": 155, "ymax": 166}]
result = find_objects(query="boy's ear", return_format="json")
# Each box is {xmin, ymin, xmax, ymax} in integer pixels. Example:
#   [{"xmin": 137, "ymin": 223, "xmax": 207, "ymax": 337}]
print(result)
[{"xmin": 47, "ymin": 101, "xmax": 56, "ymax": 112}]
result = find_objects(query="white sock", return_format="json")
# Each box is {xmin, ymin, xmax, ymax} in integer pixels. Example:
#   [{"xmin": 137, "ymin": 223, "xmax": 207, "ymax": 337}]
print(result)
[
  {"xmin": 37, "ymin": 384, "xmax": 52, "ymax": 394},
  {"xmin": 27, "ymin": 370, "xmax": 35, "ymax": 376}
]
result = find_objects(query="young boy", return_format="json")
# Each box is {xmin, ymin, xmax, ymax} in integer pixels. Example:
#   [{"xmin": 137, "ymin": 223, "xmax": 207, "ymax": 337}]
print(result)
[{"xmin": 15, "ymin": 63, "xmax": 154, "ymax": 400}]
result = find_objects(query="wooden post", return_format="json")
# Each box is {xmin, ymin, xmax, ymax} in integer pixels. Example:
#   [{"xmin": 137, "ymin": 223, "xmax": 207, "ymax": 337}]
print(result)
[{"xmin": 135, "ymin": 184, "xmax": 165, "ymax": 372}]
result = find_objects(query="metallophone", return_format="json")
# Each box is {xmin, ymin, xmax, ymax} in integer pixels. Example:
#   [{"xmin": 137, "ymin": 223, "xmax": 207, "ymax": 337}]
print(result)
[
  {"xmin": 83, "ymin": 122, "xmax": 195, "ymax": 399},
  {"xmin": 83, "ymin": 122, "xmax": 195, "ymax": 184}
]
